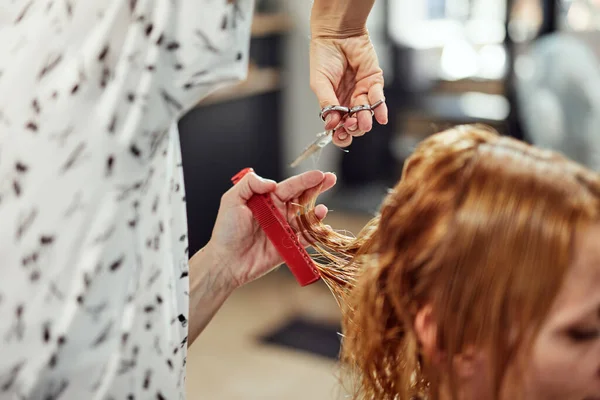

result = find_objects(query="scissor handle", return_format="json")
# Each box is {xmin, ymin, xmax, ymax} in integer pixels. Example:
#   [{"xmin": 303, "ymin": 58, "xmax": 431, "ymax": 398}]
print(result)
[
  {"xmin": 320, "ymin": 100, "xmax": 385, "ymax": 121},
  {"xmin": 319, "ymin": 105, "xmax": 350, "ymax": 122},
  {"xmin": 348, "ymin": 104, "xmax": 375, "ymax": 118}
]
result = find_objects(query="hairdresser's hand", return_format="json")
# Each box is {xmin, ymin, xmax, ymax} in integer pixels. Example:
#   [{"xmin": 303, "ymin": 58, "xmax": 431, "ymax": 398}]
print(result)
[
  {"xmin": 208, "ymin": 170, "xmax": 337, "ymax": 289},
  {"xmin": 310, "ymin": 33, "xmax": 388, "ymax": 148}
]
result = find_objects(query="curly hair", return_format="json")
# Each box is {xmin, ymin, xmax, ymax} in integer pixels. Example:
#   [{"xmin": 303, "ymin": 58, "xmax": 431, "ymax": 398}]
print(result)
[{"xmin": 296, "ymin": 124, "xmax": 600, "ymax": 400}]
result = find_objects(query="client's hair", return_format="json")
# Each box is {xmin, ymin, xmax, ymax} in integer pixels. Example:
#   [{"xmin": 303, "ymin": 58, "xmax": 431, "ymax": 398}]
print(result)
[{"xmin": 296, "ymin": 125, "xmax": 600, "ymax": 400}]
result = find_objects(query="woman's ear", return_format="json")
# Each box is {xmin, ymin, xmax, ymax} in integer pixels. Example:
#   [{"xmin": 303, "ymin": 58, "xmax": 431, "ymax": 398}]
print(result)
[
  {"xmin": 415, "ymin": 306, "xmax": 484, "ymax": 386},
  {"xmin": 414, "ymin": 305, "xmax": 438, "ymax": 362},
  {"xmin": 453, "ymin": 346, "xmax": 481, "ymax": 379}
]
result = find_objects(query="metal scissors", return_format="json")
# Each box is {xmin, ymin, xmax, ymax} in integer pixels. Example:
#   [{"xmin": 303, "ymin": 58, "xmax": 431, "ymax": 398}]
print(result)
[{"xmin": 289, "ymin": 100, "xmax": 384, "ymax": 168}]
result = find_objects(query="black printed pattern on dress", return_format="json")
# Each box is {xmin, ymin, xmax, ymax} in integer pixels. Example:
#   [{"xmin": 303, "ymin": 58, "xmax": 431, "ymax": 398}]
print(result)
[{"xmin": 0, "ymin": 0, "xmax": 252, "ymax": 398}]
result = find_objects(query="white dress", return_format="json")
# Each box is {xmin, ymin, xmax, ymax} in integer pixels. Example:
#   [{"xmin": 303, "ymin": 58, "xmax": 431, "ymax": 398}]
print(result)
[{"xmin": 0, "ymin": 0, "xmax": 254, "ymax": 398}]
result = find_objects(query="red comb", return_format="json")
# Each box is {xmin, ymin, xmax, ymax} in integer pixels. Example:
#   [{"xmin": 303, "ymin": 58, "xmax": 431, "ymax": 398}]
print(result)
[{"xmin": 231, "ymin": 168, "xmax": 321, "ymax": 287}]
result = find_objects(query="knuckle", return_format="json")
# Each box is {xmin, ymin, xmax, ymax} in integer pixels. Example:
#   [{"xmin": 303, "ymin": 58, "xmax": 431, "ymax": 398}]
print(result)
[
  {"xmin": 247, "ymin": 171, "xmax": 258, "ymax": 181},
  {"xmin": 220, "ymin": 192, "xmax": 230, "ymax": 205},
  {"xmin": 319, "ymin": 100, "xmax": 334, "ymax": 109},
  {"xmin": 246, "ymin": 172, "xmax": 261, "ymax": 187}
]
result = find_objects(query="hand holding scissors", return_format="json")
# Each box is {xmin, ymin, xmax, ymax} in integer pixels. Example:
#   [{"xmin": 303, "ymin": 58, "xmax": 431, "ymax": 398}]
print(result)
[{"xmin": 290, "ymin": 100, "xmax": 385, "ymax": 168}]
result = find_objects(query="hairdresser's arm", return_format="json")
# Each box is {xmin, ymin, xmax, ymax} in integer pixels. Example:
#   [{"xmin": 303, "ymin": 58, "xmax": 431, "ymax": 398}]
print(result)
[
  {"xmin": 187, "ymin": 170, "xmax": 337, "ymax": 346},
  {"xmin": 308, "ymin": 0, "xmax": 387, "ymax": 147},
  {"xmin": 187, "ymin": 242, "xmax": 235, "ymax": 346},
  {"xmin": 310, "ymin": 0, "xmax": 376, "ymax": 38}
]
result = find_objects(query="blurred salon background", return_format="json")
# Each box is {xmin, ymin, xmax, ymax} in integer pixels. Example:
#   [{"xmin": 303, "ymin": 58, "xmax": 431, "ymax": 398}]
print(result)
[{"xmin": 182, "ymin": 0, "xmax": 600, "ymax": 398}]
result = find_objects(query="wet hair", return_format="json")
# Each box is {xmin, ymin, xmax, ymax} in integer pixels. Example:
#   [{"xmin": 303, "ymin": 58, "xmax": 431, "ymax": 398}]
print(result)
[{"xmin": 296, "ymin": 124, "xmax": 600, "ymax": 400}]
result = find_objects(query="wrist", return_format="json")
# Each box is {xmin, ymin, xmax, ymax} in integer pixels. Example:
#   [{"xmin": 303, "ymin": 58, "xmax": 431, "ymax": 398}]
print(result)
[
  {"xmin": 190, "ymin": 241, "xmax": 238, "ymax": 296},
  {"xmin": 187, "ymin": 242, "xmax": 237, "ymax": 345},
  {"xmin": 310, "ymin": 0, "xmax": 374, "ymax": 39}
]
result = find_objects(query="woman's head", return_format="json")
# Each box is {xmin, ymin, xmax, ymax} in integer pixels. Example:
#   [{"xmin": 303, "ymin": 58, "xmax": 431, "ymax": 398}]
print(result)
[{"xmin": 299, "ymin": 125, "xmax": 600, "ymax": 400}]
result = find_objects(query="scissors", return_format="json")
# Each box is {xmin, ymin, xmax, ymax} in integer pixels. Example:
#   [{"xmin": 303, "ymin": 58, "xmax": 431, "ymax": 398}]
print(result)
[{"xmin": 289, "ymin": 100, "xmax": 385, "ymax": 168}]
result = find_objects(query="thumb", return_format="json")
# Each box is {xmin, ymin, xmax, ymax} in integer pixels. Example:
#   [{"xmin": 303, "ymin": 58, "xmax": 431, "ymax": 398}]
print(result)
[
  {"xmin": 227, "ymin": 172, "xmax": 277, "ymax": 205},
  {"xmin": 311, "ymin": 76, "xmax": 343, "ymax": 131}
]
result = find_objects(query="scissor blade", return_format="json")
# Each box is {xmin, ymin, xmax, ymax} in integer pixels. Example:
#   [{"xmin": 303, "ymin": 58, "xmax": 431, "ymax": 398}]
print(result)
[
  {"xmin": 289, "ymin": 131, "xmax": 334, "ymax": 168},
  {"xmin": 290, "ymin": 122, "xmax": 344, "ymax": 168},
  {"xmin": 289, "ymin": 144, "xmax": 321, "ymax": 168}
]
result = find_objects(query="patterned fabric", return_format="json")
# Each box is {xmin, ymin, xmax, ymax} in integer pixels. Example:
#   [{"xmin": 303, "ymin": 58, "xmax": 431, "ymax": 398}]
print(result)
[{"xmin": 0, "ymin": 1, "xmax": 254, "ymax": 398}]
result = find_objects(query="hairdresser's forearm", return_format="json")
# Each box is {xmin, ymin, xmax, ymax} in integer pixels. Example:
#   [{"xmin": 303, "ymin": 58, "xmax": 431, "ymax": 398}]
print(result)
[
  {"xmin": 187, "ymin": 242, "xmax": 236, "ymax": 347},
  {"xmin": 310, "ymin": 0, "xmax": 376, "ymax": 38}
]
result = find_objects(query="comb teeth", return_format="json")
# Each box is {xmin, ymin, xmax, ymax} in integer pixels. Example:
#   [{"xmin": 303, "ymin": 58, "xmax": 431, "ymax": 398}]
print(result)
[{"xmin": 248, "ymin": 195, "xmax": 277, "ymax": 228}]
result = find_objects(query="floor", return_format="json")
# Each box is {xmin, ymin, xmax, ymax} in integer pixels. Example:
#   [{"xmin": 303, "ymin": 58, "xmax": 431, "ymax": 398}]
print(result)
[{"xmin": 186, "ymin": 212, "xmax": 372, "ymax": 400}]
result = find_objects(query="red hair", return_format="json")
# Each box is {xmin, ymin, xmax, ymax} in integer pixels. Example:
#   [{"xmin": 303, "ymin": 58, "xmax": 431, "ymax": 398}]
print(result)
[{"xmin": 297, "ymin": 125, "xmax": 600, "ymax": 400}]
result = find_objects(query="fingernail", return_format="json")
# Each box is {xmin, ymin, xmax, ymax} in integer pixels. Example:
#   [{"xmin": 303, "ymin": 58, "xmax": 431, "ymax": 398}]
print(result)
[
  {"xmin": 347, "ymin": 124, "xmax": 357, "ymax": 132},
  {"xmin": 325, "ymin": 114, "xmax": 332, "ymax": 124},
  {"xmin": 338, "ymin": 133, "xmax": 348, "ymax": 140}
]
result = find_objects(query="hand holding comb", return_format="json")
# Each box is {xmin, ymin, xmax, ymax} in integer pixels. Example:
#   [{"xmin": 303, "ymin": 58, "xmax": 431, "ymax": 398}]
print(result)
[{"xmin": 231, "ymin": 168, "xmax": 321, "ymax": 287}]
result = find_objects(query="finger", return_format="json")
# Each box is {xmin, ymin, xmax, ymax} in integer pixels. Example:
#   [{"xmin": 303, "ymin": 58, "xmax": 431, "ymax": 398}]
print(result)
[
  {"xmin": 332, "ymin": 127, "xmax": 353, "ymax": 148},
  {"xmin": 310, "ymin": 76, "xmax": 343, "ymax": 131},
  {"xmin": 294, "ymin": 172, "xmax": 337, "ymax": 203},
  {"xmin": 324, "ymin": 110, "xmax": 344, "ymax": 131},
  {"xmin": 313, "ymin": 203, "xmax": 328, "ymax": 220},
  {"xmin": 286, "ymin": 173, "xmax": 336, "ymax": 222},
  {"xmin": 277, "ymin": 171, "xmax": 337, "ymax": 204},
  {"xmin": 223, "ymin": 171, "xmax": 276, "ymax": 205},
  {"xmin": 298, "ymin": 230, "xmax": 315, "ymax": 248},
  {"xmin": 369, "ymin": 83, "xmax": 388, "ymax": 125},
  {"xmin": 297, "ymin": 211, "xmax": 330, "ymax": 248},
  {"xmin": 352, "ymin": 94, "xmax": 373, "ymax": 135},
  {"xmin": 291, "ymin": 203, "xmax": 329, "ymax": 225},
  {"xmin": 275, "ymin": 170, "xmax": 325, "ymax": 202},
  {"xmin": 294, "ymin": 172, "xmax": 336, "ymax": 201},
  {"xmin": 343, "ymin": 116, "xmax": 359, "ymax": 136},
  {"xmin": 298, "ymin": 226, "xmax": 331, "ymax": 248},
  {"xmin": 319, "ymin": 172, "xmax": 337, "ymax": 195}
]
